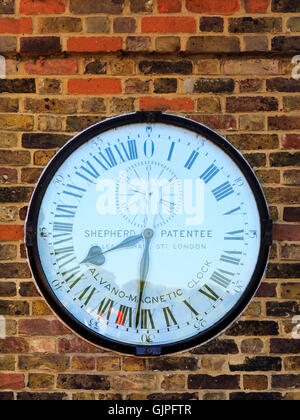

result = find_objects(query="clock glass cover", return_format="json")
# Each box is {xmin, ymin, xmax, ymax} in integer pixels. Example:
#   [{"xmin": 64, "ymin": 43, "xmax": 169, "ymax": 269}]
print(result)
[{"xmin": 26, "ymin": 112, "xmax": 272, "ymax": 356}]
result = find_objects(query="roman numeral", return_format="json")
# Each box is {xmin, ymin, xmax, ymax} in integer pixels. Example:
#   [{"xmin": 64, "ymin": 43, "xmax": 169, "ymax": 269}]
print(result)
[
  {"xmin": 224, "ymin": 207, "xmax": 241, "ymax": 216},
  {"xmin": 224, "ymin": 230, "xmax": 245, "ymax": 241},
  {"xmin": 210, "ymin": 269, "xmax": 234, "ymax": 289},
  {"xmin": 116, "ymin": 305, "xmax": 133, "ymax": 327},
  {"xmin": 220, "ymin": 251, "xmax": 242, "ymax": 265},
  {"xmin": 212, "ymin": 182, "xmax": 234, "ymax": 201},
  {"xmin": 53, "ymin": 222, "xmax": 73, "ymax": 233},
  {"xmin": 163, "ymin": 307, "xmax": 178, "ymax": 328},
  {"xmin": 76, "ymin": 161, "xmax": 99, "ymax": 183},
  {"xmin": 77, "ymin": 285, "xmax": 96, "ymax": 308},
  {"xmin": 167, "ymin": 142, "xmax": 175, "ymax": 161},
  {"xmin": 115, "ymin": 140, "xmax": 138, "ymax": 162},
  {"xmin": 183, "ymin": 300, "xmax": 199, "ymax": 316},
  {"xmin": 94, "ymin": 147, "xmax": 118, "ymax": 171},
  {"xmin": 54, "ymin": 246, "xmax": 74, "ymax": 263},
  {"xmin": 66, "ymin": 272, "xmax": 84, "ymax": 290},
  {"xmin": 55, "ymin": 205, "xmax": 77, "ymax": 218},
  {"xmin": 200, "ymin": 164, "xmax": 220, "ymax": 184},
  {"xmin": 97, "ymin": 298, "xmax": 114, "ymax": 321},
  {"xmin": 63, "ymin": 184, "xmax": 86, "ymax": 199},
  {"xmin": 199, "ymin": 285, "xmax": 219, "ymax": 302},
  {"xmin": 139, "ymin": 309, "xmax": 155, "ymax": 330},
  {"xmin": 185, "ymin": 151, "xmax": 199, "ymax": 170}
]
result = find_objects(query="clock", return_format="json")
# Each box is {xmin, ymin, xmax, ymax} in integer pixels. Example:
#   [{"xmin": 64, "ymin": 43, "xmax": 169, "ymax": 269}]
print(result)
[{"xmin": 26, "ymin": 112, "xmax": 272, "ymax": 356}]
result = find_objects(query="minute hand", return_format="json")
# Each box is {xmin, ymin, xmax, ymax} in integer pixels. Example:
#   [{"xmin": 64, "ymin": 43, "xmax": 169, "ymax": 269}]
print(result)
[{"xmin": 135, "ymin": 229, "xmax": 154, "ymax": 328}]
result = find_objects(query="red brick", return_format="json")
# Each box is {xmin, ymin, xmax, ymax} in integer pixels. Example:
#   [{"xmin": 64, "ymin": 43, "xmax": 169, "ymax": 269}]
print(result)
[
  {"xmin": 0, "ymin": 374, "xmax": 24, "ymax": 390},
  {"xmin": 0, "ymin": 225, "xmax": 24, "ymax": 241},
  {"xmin": 157, "ymin": 0, "xmax": 182, "ymax": 13},
  {"xmin": 140, "ymin": 97, "xmax": 194, "ymax": 111},
  {"xmin": 0, "ymin": 18, "xmax": 32, "ymax": 34},
  {"xmin": 25, "ymin": 59, "xmax": 78, "ymax": 75},
  {"xmin": 273, "ymin": 224, "xmax": 300, "ymax": 242},
  {"xmin": 142, "ymin": 17, "xmax": 196, "ymax": 33},
  {"xmin": 245, "ymin": 0, "xmax": 269, "ymax": 13},
  {"xmin": 186, "ymin": 0, "xmax": 241, "ymax": 14},
  {"xmin": 20, "ymin": 0, "xmax": 65, "ymax": 15},
  {"xmin": 283, "ymin": 134, "xmax": 300, "ymax": 149},
  {"xmin": 67, "ymin": 37, "xmax": 122, "ymax": 53},
  {"xmin": 19, "ymin": 319, "xmax": 70, "ymax": 336},
  {"xmin": 68, "ymin": 78, "xmax": 121, "ymax": 95}
]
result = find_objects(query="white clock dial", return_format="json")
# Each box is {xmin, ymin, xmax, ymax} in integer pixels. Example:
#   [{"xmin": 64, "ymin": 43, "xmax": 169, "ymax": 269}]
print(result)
[{"xmin": 28, "ymin": 114, "xmax": 271, "ymax": 354}]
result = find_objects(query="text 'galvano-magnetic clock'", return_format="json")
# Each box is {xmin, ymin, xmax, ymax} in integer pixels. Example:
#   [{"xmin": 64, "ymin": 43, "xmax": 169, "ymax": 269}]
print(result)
[{"xmin": 26, "ymin": 112, "xmax": 272, "ymax": 356}]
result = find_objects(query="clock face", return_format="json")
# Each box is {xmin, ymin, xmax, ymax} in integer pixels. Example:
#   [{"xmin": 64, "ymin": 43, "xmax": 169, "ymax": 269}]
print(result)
[{"xmin": 26, "ymin": 113, "xmax": 271, "ymax": 355}]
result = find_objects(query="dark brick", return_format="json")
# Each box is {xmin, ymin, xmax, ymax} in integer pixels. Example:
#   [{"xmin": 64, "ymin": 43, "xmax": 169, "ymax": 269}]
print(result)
[
  {"xmin": 191, "ymin": 339, "xmax": 238, "ymax": 355},
  {"xmin": 272, "ymin": 37, "xmax": 300, "ymax": 52},
  {"xmin": 271, "ymin": 339, "xmax": 300, "ymax": 354},
  {"xmin": 57, "ymin": 375, "xmax": 110, "ymax": 390},
  {"xmin": 139, "ymin": 61, "xmax": 192, "ymax": 75},
  {"xmin": 230, "ymin": 392, "xmax": 282, "ymax": 401},
  {"xmin": 267, "ymin": 301, "xmax": 300, "ymax": 317},
  {"xmin": 21, "ymin": 168, "xmax": 43, "ymax": 184},
  {"xmin": 154, "ymin": 78, "xmax": 177, "ymax": 93},
  {"xmin": 148, "ymin": 357, "xmax": 198, "ymax": 371},
  {"xmin": 284, "ymin": 207, "xmax": 300, "ymax": 222},
  {"xmin": 239, "ymin": 78, "xmax": 263, "ymax": 93},
  {"xmin": 0, "ymin": 79, "xmax": 35, "ymax": 94},
  {"xmin": 0, "ymin": 98, "xmax": 18, "ymax": 113},
  {"xmin": 0, "ymin": 392, "xmax": 14, "ymax": 400},
  {"xmin": 200, "ymin": 17, "xmax": 224, "ymax": 33},
  {"xmin": 0, "ymin": 187, "xmax": 33, "ymax": 203},
  {"xmin": 269, "ymin": 116, "xmax": 300, "ymax": 130},
  {"xmin": 114, "ymin": 17, "xmax": 136, "ymax": 33},
  {"xmin": 38, "ymin": 17, "xmax": 82, "ymax": 34},
  {"xmin": 188, "ymin": 375, "xmax": 240, "ymax": 390},
  {"xmin": 0, "ymin": 263, "xmax": 31, "ymax": 279},
  {"xmin": 272, "ymin": 0, "xmax": 300, "ymax": 13},
  {"xmin": 230, "ymin": 357, "xmax": 282, "ymax": 372},
  {"xmin": 229, "ymin": 18, "xmax": 282, "ymax": 33},
  {"xmin": 17, "ymin": 393, "xmax": 67, "ymax": 401},
  {"xmin": 19, "ymin": 282, "xmax": 40, "ymax": 297},
  {"xmin": 272, "ymin": 375, "xmax": 300, "ymax": 389},
  {"xmin": 130, "ymin": 0, "xmax": 152, "ymax": 12},
  {"xmin": 244, "ymin": 153, "xmax": 267, "ymax": 168},
  {"xmin": 226, "ymin": 321, "xmax": 279, "ymax": 336},
  {"xmin": 0, "ymin": 282, "xmax": 16, "ymax": 298},
  {"xmin": 66, "ymin": 116, "xmax": 101, "ymax": 133},
  {"xmin": 256, "ymin": 283, "xmax": 277, "ymax": 298},
  {"xmin": 267, "ymin": 264, "xmax": 300, "ymax": 279},
  {"xmin": 148, "ymin": 393, "xmax": 198, "ymax": 400},
  {"xmin": 22, "ymin": 133, "xmax": 70, "ymax": 149},
  {"xmin": 270, "ymin": 152, "xmax": 300, "ymax": 167},
  {"xmin": 267, "ymin": 78, "xmax": 300, "ymax": 92},
  {"xmin": 0, "ymin": 0, "xmax": 14, "ymax": 14},
  {"xmin": 191, "ymin": 78, "xmax": 234, "ymax": 94},
  {"xmin": 70, "ymin": 0, "xmax": 124, "ymax": 14},
  {"xmin": 20, "ymin": 37, "xmax": 61, "ymax": 55},
  {"xmin": 0, "ymin": 300, "xmax": 29, "ymax": 316},
  {"xmin": 187, "ymin": 36, "xmax": 240, "ymax": 53},
  {"xmin": 226, "ymin": 97, "xmax": 278, "ymax": 113},
  {"xmin": 84, "ymin": 60, "xmax": 107, "ymax": 75}
]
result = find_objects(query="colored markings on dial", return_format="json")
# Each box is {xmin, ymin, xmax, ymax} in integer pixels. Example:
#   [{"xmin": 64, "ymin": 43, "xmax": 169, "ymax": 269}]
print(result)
[
  {"xmin": 116, "ymin": 305, "xmax": 133, "ymax": 328},
  {"xmin": 139, "ymin": 309, "xmax": 155, "ymax": 330},
  {"xmin": 185, "ymin": 150, "xmax": 199, "ymax": 170},
  {"xmin": 199, "ymin": 285, "xmax": 219, "ymax": 302},
  {"xmin": 210, "ymin": 269, "xmax": 234, "ymax": 289},
  {"xmin": 98, "ymin": 298, "xmax": 114, "ymax": 321},
  {"xmin": 212, "ymin": 182, "xmax": 234, "ymax": 201},
  {"xmin": 163, "ymin": 307, "xmax": 178, "ymax": 328},
  {"xmin": 183, "ymin": 300, "xmax": 199, "ymax": 316},
  {"xmin": 200, "ymin": 164, "xmax": 220, "ymax": 184}
]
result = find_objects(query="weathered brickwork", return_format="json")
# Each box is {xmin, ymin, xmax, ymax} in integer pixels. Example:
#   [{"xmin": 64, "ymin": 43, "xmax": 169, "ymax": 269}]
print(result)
[{"xmin": 0, "ymin": 0, "xmax": 299, "ymax": 401}]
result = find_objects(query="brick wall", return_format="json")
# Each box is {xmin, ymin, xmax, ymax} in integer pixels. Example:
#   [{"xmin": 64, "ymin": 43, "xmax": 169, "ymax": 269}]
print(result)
[{"xmin": 0, "ymin": 0, "xmax": 299, "ymax": 401}]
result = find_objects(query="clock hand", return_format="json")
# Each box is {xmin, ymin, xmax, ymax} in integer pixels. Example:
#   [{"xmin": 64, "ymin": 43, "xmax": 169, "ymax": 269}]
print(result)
[
  {"xmin": 80, "ymin": 233, "xmax": 144, "ymax": 266},
  {"xmin": 135, "ymin": 229, "xmax": 154, "ymax": 328}
]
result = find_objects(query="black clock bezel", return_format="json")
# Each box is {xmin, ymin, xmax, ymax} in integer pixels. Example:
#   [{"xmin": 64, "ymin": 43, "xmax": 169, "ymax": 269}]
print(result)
[{"xmin": 26, "ymin": 111, "xmax": 272, "ymax": 357}]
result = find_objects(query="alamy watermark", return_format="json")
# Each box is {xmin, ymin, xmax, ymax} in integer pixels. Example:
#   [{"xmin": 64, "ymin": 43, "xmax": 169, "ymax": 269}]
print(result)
[
  {"xmin": 292, "ymin": 55, "xmax": 300, "ymax": 80},
  {"xmin": 96, "ymin": 171, "xmax": 205, "ymax": 226},
  {"xmin": 0, "ymin": 55, "xmax": 6, "ymax": 79},
  {"xmin": 292, "ymin": 316, "xmax": 300, "ymax": 339},
  {"xmin": 0, "ymin": 316, "xmax": 6, "ymax": 340}
]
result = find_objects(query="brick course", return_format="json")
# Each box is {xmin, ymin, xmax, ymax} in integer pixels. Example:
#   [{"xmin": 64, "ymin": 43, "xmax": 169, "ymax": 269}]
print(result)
[{"xmin": 0, "ymin": 0, "xmax": 299, "ymax": 401}]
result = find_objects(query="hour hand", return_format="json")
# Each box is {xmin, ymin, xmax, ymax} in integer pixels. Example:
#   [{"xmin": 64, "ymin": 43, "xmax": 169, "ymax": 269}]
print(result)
[{"xmin": 80, "ymin": 233, "xmax": 144, "ymax": 266}]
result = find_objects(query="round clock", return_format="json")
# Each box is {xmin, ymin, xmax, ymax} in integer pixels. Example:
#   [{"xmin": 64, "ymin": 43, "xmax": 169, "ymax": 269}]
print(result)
[{"xmin": 26, "ymin": 112, "xmax": 272, "ymax": 356}]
